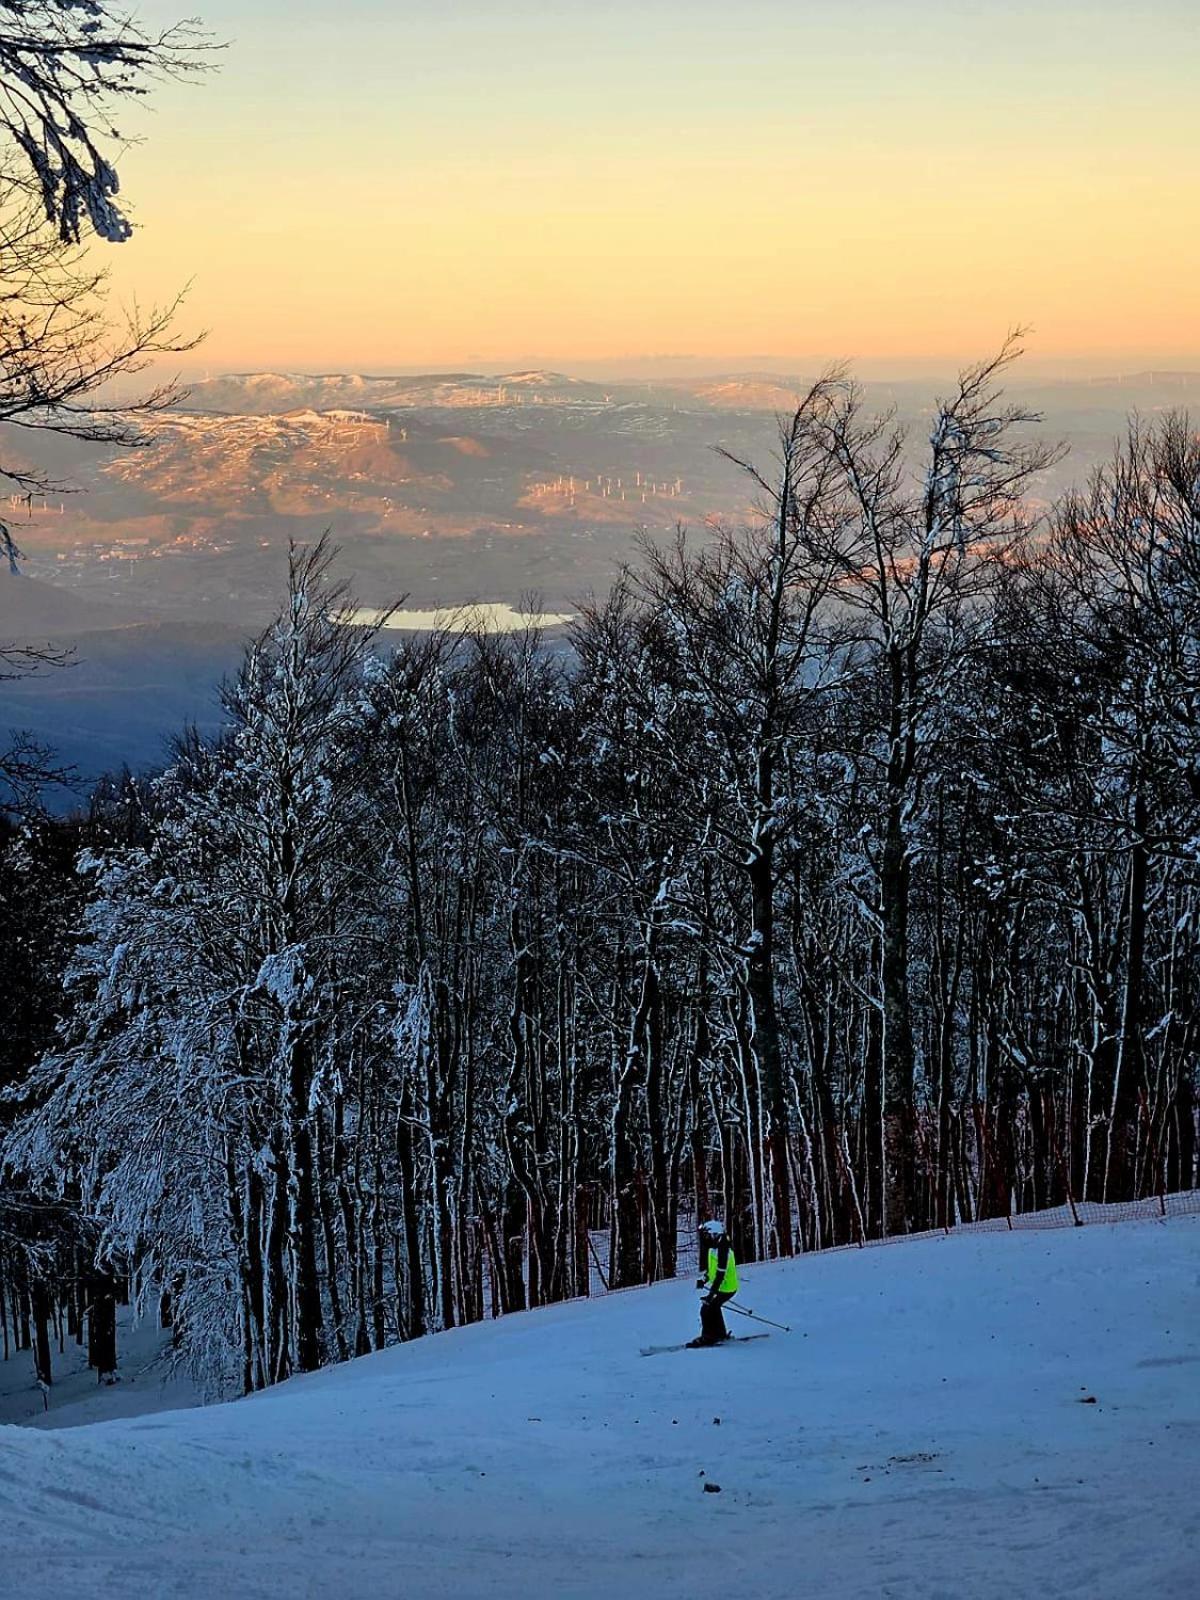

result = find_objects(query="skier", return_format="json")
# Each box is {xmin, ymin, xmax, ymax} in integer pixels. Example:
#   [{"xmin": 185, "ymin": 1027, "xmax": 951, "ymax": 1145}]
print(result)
[{"xmin": 689, "ymin": 1218, "xmax": 738, "ymax": 1346}]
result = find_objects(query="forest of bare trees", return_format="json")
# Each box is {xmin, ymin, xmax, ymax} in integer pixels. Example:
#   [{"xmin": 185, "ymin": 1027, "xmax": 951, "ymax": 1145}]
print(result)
[{"xmin": 2, "ymin": 350, "xmax": 1198, "ymax": 1395}]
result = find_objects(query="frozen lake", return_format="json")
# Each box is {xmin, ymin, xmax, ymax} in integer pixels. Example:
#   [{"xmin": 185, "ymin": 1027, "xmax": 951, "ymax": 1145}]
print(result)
[{"xmin": 340, "ymin": 602, "xmax": 575, "ymax": 634}]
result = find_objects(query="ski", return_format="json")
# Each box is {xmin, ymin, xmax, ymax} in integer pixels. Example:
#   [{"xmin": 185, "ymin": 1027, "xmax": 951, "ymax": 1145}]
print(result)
[{"xmin": 639, "ymin": 1333, "xmax": 770, "ymax": 1357}]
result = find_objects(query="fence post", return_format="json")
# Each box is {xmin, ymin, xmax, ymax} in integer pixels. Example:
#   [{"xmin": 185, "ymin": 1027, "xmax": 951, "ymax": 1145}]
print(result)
[
  {"xmin": 586, "ymin": 1229, "xmax": 609, "ymax": 1293},
  {"xmin": 1046, "ymin": 1088, "xmax": 1082, "ymax": 1227}
]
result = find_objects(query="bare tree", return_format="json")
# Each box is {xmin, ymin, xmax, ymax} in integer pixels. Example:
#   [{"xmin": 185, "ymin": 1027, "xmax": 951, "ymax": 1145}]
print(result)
[
  {"xmin": 0, "ymin": 3, "xmax": 214, "ymax": 804},
  {"xmin": 0, "ymin": 0, "xmax": 215, "ymax": 523},
  {"xmin": 637, "ymin": 380, "xmax": 850, "ymax": 1258},
  {"xmin": 0, "ymin": 2, "xmax": 209, "ymax": 244},
  {"xmin": 801, "ymin": 336, "xmax": 1061, "ymax": 1231}
]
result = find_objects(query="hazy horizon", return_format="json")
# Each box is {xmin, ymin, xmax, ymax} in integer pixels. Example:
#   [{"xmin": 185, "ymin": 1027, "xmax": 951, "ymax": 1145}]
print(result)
[{"xmin": 141, "ymin": 350, "xmax": 1200, "ymax": 394}]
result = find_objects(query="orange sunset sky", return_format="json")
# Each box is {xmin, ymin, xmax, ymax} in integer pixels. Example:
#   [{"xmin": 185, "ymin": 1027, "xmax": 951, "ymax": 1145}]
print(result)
[{"xmin": 105, "ymin": 0, "xmax": 1199, "ymax": 376}]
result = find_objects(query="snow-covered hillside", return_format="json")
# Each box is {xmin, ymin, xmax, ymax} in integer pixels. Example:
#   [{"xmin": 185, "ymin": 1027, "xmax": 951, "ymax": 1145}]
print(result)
[
  {"xmin": 183, "ymin": 370, "xmax": 611, "ymax": 414},
  {"xmin": 2, "ymin": 1216, "xmax": 1196, "ymax": 1599}
]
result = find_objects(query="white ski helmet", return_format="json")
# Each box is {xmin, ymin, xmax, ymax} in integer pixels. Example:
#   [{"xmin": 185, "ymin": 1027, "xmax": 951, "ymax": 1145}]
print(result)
[{"xmin": 699, "ymin": 1219, "xmax": 725, "ymax": 1238}]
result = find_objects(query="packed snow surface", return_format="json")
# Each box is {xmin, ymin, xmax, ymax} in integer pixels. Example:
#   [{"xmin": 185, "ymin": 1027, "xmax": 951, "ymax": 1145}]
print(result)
[{"xmin": 2, "ymin": 1216, "xmax": 1196, "ymax": 1599}]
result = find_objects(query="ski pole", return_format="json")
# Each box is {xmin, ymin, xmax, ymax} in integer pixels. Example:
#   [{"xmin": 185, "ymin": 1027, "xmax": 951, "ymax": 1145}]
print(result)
[{"xmin": 727, "ymin": 1300, "xmax": 791, "ymax": 1333}]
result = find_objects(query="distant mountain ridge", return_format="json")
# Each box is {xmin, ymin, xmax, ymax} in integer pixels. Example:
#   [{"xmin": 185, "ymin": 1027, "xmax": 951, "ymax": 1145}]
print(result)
[
  {"xmin": 181, "ymin": 367, "xmax": 842, "ymax": 416},
  {"xmin": 183, "ymin": 366, "xmax": 1200, "ymax": 421},
  {"xmin": 184, "ymin": 369, "xmax": 612, "ymax": 415}
]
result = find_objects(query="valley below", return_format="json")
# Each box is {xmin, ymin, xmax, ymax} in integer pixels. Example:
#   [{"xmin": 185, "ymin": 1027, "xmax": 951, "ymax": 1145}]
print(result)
[{"xmin": 3, "ymin": 365, "xmax": 1197, "ymax": 796}]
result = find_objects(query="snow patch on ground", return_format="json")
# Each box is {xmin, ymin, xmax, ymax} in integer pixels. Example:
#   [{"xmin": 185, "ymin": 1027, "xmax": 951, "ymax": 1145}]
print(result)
[
  {"xmin": 1, "ymin": 1216, "xmax": 1196, "ymax": 1599},
  {"xmin": 0, "ymin": 1303, "xmax": 202, "ymax": 1431}
]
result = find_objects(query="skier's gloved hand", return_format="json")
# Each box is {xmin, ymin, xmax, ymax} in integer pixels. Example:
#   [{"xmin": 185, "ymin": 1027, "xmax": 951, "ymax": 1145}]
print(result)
[{"xmin": 695, "ymin": 1277, "xmax": 705, "ymax": 1289}]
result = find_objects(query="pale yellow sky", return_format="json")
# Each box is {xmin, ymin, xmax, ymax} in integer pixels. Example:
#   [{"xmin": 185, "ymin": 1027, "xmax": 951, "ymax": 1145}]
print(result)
[{"xmin": 104, "ymin": 1, "xmax": 1200, "ymax": 374}]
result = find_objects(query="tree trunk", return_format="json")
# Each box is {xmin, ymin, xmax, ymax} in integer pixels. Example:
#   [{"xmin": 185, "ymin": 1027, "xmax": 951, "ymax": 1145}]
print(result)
[
  {"xmin": 880, "ymin": 794, "xmax": 916, "ymax": 1234},
  {"xmin": 87, "ymin": 1271, "xmax": 117, "ymax": 1378},
  {"xmin": 1107, "ymin": 783, "xmax": 1148, "ymax": 1201},
  {"xmin": 31, "ymin": 1279, "xmax": 53, "ymax": 1388}
]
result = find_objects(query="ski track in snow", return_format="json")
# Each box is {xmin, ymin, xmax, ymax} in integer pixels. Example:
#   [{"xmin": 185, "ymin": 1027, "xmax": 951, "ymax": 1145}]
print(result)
[{"xmin": 1, "ymin": 1216, "xmax": 1197, "ymax": 1599}]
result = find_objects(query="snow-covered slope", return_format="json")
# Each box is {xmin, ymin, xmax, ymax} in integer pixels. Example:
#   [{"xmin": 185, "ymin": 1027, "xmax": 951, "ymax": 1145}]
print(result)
[{"xmin": 2, "ymin": 1216, "xmax": 1196, "ymax": 1599}]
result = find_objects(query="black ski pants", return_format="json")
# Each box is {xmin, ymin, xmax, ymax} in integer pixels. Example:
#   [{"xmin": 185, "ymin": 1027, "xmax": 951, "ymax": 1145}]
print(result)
[{"xmin": 700, "ymin": 1290, "xmax": 735, "ymax": 1343}]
